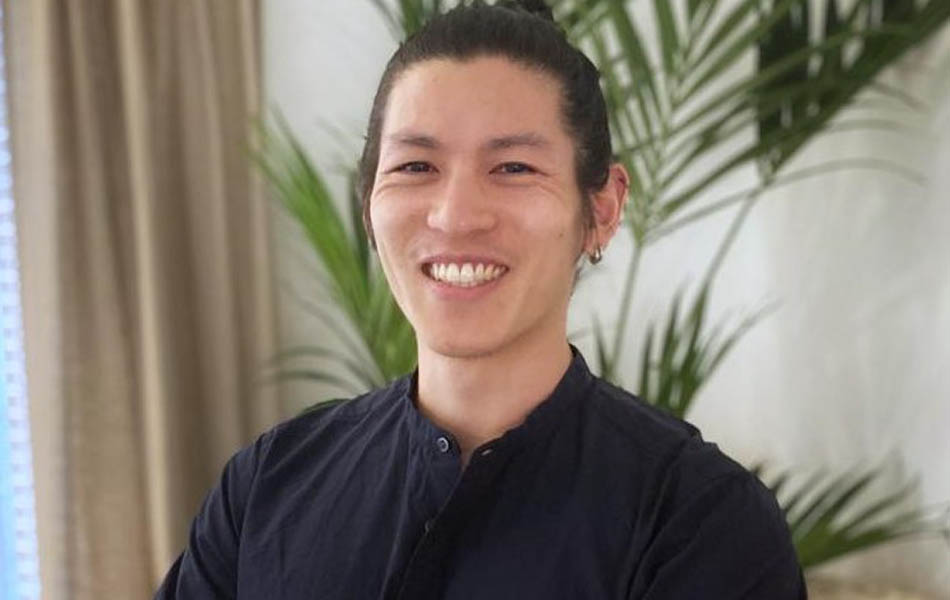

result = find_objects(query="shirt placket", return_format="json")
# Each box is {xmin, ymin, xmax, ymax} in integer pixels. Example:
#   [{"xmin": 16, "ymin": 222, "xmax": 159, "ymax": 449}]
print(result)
[
  {"xmin": 393, "ymin": 439, "xmax": 509, "ymax": 600},
  {"xmin": 422, "ymin": 433, "xmax": 462, "ymax": 532}
]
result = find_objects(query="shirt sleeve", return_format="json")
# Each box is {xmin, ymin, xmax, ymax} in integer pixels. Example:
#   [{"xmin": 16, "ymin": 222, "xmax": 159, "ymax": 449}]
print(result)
[
  {"xmin": 629, "ymin": 468, "xmax": 806, "ymax": 599},
  {"xmin": 153, "ymin": 431, "xmax": 270, "ymax": 599}
]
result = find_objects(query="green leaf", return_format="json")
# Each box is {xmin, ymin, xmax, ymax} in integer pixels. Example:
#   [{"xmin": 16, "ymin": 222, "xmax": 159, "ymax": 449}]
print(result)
[
  {"xmin": 686, "ymin": 0, "xmax": 714, "ymax": 22},
  {"xmin": 562, "ymin": 1, "xmax": 611, "ymax": 39},
  {"xmin": 653, "ymin": 0, "xmax": 681, "ymax": 75},
  {"xmin": 279, "ymin": 282, "xmax": 385, "ymax": 380},
  {"xmin": 368, "ymin": 0, "xmax": 403, "ymax": 39},
  {"xmin": 605, "ymin": 0, "xmax": 665, "ymax": 125},
  {"xmin": 762, "ymin": 466, "xmax": 949, "ymax": 568},
  {"xmin": 686, "ymin": 0, "xmax": 758, "ymax": 73},
  {"xmin": 682, "ymin": 0, "xmax": 799, "ymax": 105},
  {"xmin": 648, "ymin": 157, "xmax": 924, "ymax": 242},
  {"xmin": 347, "ymin": 168, "xmax": 370, "ymax": 282},
  {"xmin": 638, "ymin": 325, "xmax": 654, "ymax": 403},
  {"xmin": 388, "ymin": 0, "xmax": 452, "ymax": 39},
  {"xmin": 636, "ymin": 281, "xmax": 763, "ymax": 419},
  {"xmin": 254, "ymin": 115, "xmax": 417, "ymax": 393},
  {"xmin": 592, "ymin": 316, "xmax": 615, "ymax": 382}
]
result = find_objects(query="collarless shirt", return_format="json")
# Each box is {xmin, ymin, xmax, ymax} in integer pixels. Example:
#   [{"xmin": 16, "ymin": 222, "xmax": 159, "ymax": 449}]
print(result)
[{"xmin": 156, "ymin": 349, "xmax": 806, "ymax": 599}]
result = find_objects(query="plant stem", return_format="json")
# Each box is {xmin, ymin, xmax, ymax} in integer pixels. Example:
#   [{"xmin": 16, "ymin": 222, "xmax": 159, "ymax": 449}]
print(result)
[
  {"xmin": 701, "ymin": 190, "xmax": 759, "ymax": 290},
  {"xmin": 609, "ymin": 237, "xmax": 643, "ymax": 381}
]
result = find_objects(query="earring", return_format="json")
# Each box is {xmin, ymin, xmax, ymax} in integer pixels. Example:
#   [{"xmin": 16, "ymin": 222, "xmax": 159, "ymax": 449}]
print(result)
[{"xmin": 589, "ymin": 245, "xmax": 603, "ymax": 265}]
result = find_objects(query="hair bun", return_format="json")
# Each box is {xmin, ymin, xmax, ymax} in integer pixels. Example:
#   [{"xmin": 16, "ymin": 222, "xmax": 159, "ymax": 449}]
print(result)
[{"xmin": 499, "ymin": 0, "xmax": 555, "ymax": 22}]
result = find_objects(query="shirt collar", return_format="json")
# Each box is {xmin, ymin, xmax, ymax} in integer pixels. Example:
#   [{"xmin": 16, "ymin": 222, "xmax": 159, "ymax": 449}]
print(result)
[{"xmin": 398, "ymin": 345, "xmax": 595, "ymax": 457}]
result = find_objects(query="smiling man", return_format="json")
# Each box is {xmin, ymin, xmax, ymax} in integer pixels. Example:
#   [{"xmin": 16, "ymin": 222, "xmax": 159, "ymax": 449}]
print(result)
[
  {"xmin": 156, "ymin": 2, "xmax": 806, "ymax": 598},
  {"xmin": 367, "ymin": 55, "xmax": 625, "ymax": 471}
]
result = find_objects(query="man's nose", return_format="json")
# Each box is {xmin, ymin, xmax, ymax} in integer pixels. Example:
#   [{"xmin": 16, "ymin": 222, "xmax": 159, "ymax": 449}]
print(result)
[{"xmin": 426, "ymin": 169, "xmax": 497, "ymax": 235}]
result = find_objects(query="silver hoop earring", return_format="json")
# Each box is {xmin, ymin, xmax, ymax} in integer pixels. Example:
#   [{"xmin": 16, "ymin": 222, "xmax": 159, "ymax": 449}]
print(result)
[{"xmin": 589, "ymin": 245, "xmax": 603, "ymax": 265}]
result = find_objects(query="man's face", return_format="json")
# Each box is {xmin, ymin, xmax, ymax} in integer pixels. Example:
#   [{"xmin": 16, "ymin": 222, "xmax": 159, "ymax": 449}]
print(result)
[{"xmin": 370, "ymin": 56, "xmax": 587, "ymax": 359}]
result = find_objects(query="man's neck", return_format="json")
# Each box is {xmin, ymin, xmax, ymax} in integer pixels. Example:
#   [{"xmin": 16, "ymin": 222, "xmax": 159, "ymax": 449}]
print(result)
[{"xmin": 415, "ymin": 331, "xmax": 573, "ymax": 467}]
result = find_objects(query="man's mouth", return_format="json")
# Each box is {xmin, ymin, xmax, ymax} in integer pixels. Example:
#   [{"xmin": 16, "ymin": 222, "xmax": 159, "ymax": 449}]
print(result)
[{"xmin": 424, "ymin": 262, "xmax": 509, "ymax": 288}]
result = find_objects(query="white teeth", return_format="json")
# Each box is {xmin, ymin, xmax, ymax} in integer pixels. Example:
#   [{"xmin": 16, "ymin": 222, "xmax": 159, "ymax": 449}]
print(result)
[
  {"xmin": 446, "ymin": 263, "xmax": 460, "ymax": 284},
  {"xmin": 426, "ymin": 261, "xmax": 507, "ymax": 287}
]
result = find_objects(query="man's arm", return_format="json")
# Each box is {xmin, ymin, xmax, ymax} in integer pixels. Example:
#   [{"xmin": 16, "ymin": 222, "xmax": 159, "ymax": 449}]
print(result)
[
  {"xmin": 154, "ymin": 432, "xmax": 269, "ymax": 599},
  {"xmin": 630, "ymin": 468, "xmax": 806, "ymax": 599}
]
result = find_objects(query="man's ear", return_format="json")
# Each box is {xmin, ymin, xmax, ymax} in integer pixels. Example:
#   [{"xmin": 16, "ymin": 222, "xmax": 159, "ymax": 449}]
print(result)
[{"xmin": 585, "ymin": 163, "xmax": 629, "ymax": 255}]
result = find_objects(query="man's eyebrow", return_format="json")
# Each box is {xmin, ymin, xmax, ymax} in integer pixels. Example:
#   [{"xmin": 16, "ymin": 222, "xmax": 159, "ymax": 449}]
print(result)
[
  {"xmin": 386, "ymin": 133, "xmax": 441, "ymax": 149},
  {"xmin": 484, "ymin": 133, "xmax": 551, "ymax": 151},
  {"xmin": 384, "ymin": 132, "xmax": 552, "ymax": 151}
]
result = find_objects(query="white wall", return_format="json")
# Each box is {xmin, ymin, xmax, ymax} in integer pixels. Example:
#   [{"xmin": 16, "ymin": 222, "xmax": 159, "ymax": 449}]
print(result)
[
  {"xmin": 264, "ymin": 0, "xmax": 397, "ymax": 408},
  {"xmin": 265, "ymin": 1, "xmax": 950, "ymax": 594}
]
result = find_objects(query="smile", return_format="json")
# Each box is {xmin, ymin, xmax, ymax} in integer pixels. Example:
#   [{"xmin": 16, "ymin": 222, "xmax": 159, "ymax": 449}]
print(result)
[{"xmin": 425, "ymin": 262, "xmax": 508, "ymax": 288}]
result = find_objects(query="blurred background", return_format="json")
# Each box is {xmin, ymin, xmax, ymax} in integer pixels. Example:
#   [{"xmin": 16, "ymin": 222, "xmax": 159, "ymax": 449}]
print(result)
[{"xmin": 3, "ymin": 0, "xmax": 949, "ymax": 598}]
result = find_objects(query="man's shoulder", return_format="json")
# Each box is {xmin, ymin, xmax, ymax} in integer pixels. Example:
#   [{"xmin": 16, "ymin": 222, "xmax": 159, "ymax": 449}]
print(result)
[
  {"xmin": 586, "ymin": 377, "xmax": 700, "ymax": 443},
  {"xmin": 588, "ymin": 381, "xmax": 803, "ymax": 596},
  {"xmin": 280, "ymin": 383, "xmax": 394, "ymax": 431},
  {"xmin": 248, "ymin": 376, "xmax": 410, "ymax": 464},
  {"xmin": 582, "ymin": 376, "xmax": 750, "ymax": 494}
]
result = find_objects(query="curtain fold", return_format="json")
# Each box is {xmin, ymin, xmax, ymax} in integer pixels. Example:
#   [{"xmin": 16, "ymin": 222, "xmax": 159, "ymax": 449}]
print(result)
[{"xmin": 5, "ymin": 1, "xmax": 279, "ymax": 597}]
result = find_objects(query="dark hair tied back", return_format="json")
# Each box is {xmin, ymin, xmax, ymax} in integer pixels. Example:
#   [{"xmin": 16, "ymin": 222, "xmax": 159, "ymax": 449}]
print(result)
[{"xmin": 498, "ymin": 0, "xmax": 554, "ymax": 22}]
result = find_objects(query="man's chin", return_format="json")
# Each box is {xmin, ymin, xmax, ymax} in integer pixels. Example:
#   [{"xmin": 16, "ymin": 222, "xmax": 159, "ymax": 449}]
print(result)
[{"xmin": 419, "ymin": 332, "xmax": 507, "ymax": 361}]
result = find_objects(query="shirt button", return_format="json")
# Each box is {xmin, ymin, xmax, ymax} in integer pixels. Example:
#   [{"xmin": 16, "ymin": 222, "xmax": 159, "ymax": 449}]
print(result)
[{"xmin": 436, "ymin": 436, "xmax": 451, "ymax": 453}]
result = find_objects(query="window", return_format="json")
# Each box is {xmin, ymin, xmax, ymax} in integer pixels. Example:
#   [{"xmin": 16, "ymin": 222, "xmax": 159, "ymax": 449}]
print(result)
[{"xmin": 0, "ymin": 3, "xmax": 41, "ymax": 598}]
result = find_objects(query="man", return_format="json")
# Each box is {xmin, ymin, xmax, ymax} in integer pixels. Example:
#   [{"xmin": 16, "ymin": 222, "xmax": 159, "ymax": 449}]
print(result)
[{"xmin": 157, "ymin": 2, "xmax": 806, "ymax": 598}]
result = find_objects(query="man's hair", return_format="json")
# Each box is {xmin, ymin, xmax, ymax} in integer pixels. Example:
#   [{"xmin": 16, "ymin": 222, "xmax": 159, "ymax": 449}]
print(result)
[{"xmin": 358, "ymin": 0, "xmax": 613, "ymax": 246}]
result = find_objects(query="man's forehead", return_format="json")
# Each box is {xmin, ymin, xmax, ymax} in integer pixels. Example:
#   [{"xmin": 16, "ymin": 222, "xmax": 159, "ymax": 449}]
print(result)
[
  {"xmin": 379, "ymin": 57, "xmax": 570, "ymax": 155},
  {"xmin": 383, "ymin": 58, "xmax": 564, "ymax": 121}
]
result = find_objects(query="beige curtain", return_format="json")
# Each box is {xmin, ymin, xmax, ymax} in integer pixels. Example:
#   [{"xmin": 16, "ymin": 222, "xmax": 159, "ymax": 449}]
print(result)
[{"xmin": 5, "ymin": 1, "xmax": 281, "ymax": 597}]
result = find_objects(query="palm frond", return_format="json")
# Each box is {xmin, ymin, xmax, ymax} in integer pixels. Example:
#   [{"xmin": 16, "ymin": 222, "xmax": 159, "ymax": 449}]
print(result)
[
  {"xmin": 647, "ymin": 157, "xmax": 925, "ymax": 242},
  {"xmin": 586, "ymin": 0, "xmax": 949, "ymax": 410},
  {"xmin": 635, "ymin": 283, "xmax": 767, "ymax": 419},
  {"xmin": 253, "ymin": 116, "xmax": 417, "ymax": 390},
  {"xmin": 584, "ymin": 0, "xmax": 950, "ymax": 230},
  {"xmin": 755, "ymin": 0, "xmax": 950, "ymax": 177},
  {"xmin": 591, "ymin": 315, "xmax": 616, "ymax": 381},
  {"xmin": 383, "ymin": 0, "xmax": 455, "ymax": 39},
  {"xmin": 759, "ymin": 466, "xmax": 950, "ymax": 568}
]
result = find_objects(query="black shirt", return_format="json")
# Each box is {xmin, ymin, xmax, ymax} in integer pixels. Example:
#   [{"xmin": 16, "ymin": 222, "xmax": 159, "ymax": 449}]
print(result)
[{"xmin": 156, "ymin": 349, "xmax": 806, "ymax": 599}]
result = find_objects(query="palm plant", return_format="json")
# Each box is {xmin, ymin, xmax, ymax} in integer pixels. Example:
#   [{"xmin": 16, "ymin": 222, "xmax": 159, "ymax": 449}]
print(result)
[
  {"xmin": 564, "ymin": 0, "xmax": 946, "ymax": 391},
  {"xmin": 258, "ymin": 0, "xmax": 950, "ymax": 574},
  {"xmin": 255, "ymin": 118, "xmax": 415, "ymax": 392}
]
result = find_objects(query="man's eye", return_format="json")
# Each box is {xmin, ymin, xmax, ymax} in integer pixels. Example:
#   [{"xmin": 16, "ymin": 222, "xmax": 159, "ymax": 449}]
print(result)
[
  {"xmin": 494, "ymin": 162, "xmax": 535, "ymax": 175},
  {"xmin": 395, "ymin": 161, "xmax": 433, "ymax": 174}
]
